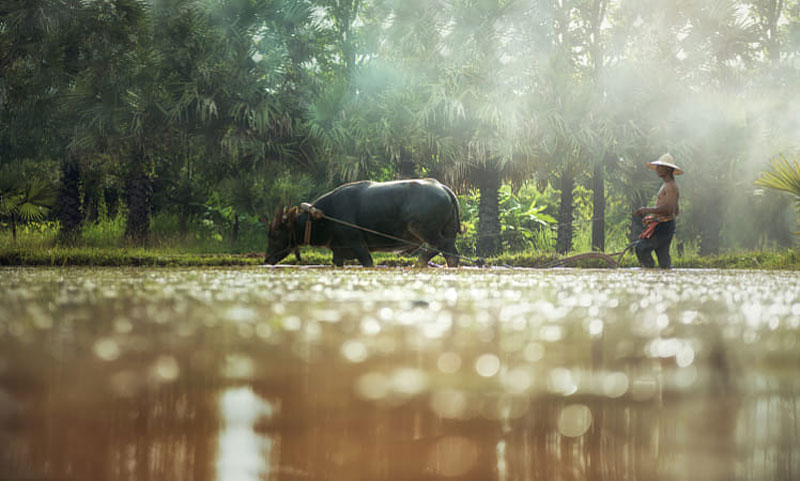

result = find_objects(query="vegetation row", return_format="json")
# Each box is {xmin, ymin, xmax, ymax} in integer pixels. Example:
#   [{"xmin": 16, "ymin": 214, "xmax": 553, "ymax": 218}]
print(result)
[{"xmin": 2, "ymin": 1, "xmax": 800, "ymax": 264}]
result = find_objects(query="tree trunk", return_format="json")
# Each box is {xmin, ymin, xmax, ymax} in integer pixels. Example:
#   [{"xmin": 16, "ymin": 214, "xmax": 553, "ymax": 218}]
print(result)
[
  {"xmin": 591, "ymin": 161, "xmax": 605, "ymax": 252},
  {"xmin": 341, "ymin": 0, "xmax": 360, "ymax": 76},
  {"xmin": 556, "ymin": 172, "xmax": 575, "ymax": 254},
  {"xmin": 178, "ymin": 209, "xmax": 188, "ymax": 239},
  {"xmin": 396, "ymin": 154, "xmax": 416, "ymax": 179},
  {"xmin": 693, "ymin": 179, "xmax": 723, "ymax": 255},
  {"xmin": 476, "ymin": 167, "xmax": 501, "ymax": 258},
  {"xmin": 57, "ymin": 153, "xmax": 83, "ymax": 242},
  {"xmin": 698, "ymin": 203, "xmax": 722, "ymax": 256},
  {"xmin": 766, "ymin": 0, "xmax": 784, "ymax": 63},
  {"xmin": 82, "ymin": 175, "xmax": 100, "ymax": 224},
  {"xmin": 104, "ymin": 186, "xmax": 120, "ymax": 219},
  {"xmin": 232, "ymin": 213, "xmax": 240, "ymax": 245},
  {"xmin": 83, "ymin": 195, "xmax": 99, "ymax": 224},
  {"xmin": 125, "ymin": 146, "xmax": 152, "ymax": 244}
]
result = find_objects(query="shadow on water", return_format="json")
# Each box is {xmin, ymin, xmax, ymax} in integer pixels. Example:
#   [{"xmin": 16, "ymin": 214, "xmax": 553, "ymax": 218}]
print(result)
[{"xmin": 0, "ymin": 267, "xmax": 798, "ymax": 480}]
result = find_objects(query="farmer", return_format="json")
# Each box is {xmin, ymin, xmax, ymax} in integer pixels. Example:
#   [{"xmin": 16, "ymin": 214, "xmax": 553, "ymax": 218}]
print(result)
[{"xmin": 632, "ymin": 153, "xmax": 683, "ymax": 268}]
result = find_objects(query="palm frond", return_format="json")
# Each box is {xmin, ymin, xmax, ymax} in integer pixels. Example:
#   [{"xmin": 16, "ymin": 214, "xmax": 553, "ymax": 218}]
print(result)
[
  {"xmin": 755, "ymin": 155, "xmax": 800, "ymax": 198},
  {"xmin": 1, "ymin": 176, "xmax": 56, "ymax": 221}
]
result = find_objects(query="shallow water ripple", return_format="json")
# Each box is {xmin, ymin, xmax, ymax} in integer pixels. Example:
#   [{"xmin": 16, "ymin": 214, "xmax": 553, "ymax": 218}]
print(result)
[{"xmin": 0, "ymin": 267, "xmax": 799, "ymax": 481}]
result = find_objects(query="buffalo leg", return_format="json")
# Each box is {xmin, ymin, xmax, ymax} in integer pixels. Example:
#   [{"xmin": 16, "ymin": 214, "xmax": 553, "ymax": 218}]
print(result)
[
  {"xmin": 353, "ymin": 245, "xmax": 374, "ymax": 267},
  {"xmin": 407, "ymin": 223, "xmax": 438, "ymax": 267},
  {"xmin": 332, "ymin": 250, "xmax": 345, "ymax": 267},
  {"xmin": 441, "ymin": 239, "xmax": 460, "ymax": 267},
  {"xmin": 416, "ymin": 247, "xmax": 440, "ymax": 267},
  {"xmin": 411, "ymin": 223, "xmax": 460, "ymax": 267},
  {"xmin": 406, "ymin": 227, "xmax": 434, "ymax": 267}
]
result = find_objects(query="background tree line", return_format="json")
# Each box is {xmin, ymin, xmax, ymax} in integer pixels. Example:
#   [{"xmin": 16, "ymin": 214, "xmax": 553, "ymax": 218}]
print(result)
[{"xmin": 1, "ymin": 0, "xmax": 799, "ymax": 257}]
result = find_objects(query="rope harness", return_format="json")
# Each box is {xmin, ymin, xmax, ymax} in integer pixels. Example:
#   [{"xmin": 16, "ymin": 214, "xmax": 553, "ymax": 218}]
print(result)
[
  {"xmin": 271, "ymin": 202, "xmax": 636, "ymax": 269},
  {"xmin": 298, "ymin": 203, "xmax": 486, "ymax": 266},
  {"xmin": 535, "ymin": 241, "xmax": 637, "ymax": 268}
]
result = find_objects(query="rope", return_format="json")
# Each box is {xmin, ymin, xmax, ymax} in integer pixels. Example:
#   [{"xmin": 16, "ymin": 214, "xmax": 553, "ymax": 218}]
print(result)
[
  {"xmin": 535, "ymin": 241, "xmax": 637, "ymax": 268},
  {"xmin": 300, "ymin": 203, "xmax": 486, "ymax": 266},
  {"xmin": 287, "ymin": 202, "xmax": 639, "ymax": 269},
  {"xmin": 268, "ymin": 228, "xmax": 303, "ymax": 261}
]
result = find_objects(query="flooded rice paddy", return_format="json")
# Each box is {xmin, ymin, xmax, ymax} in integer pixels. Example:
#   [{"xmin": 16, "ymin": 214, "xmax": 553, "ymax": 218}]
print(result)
[{"xmin": 0, "ymin": 266, "xmax": 799, "ymax": 481}]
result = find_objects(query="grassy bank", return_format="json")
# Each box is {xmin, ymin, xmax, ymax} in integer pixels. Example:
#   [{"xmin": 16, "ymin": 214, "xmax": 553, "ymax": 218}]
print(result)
[
  {"xmin": 0, "ymin": 246, "xmax": 263, "ymax": 267},
  {"xmin": 491, "ymin": 249, "xmax": 800, "ymax": 269},
  {"xmin": 4, "ymin": 217, "xmax": 799, "ymax": 269},
  {"xmin": 2, "ymin": 244, "xmax": 800, "ymax": 269}
]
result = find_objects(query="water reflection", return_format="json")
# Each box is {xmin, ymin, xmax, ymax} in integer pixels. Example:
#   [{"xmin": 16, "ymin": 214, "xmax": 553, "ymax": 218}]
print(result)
[
  {"xmin": 217, "ymin": 387, "xmax": 273, "ymax": 481},
  {"xmin": 0, "ymin": 267, "xmax": 799, "ymax": 480}
]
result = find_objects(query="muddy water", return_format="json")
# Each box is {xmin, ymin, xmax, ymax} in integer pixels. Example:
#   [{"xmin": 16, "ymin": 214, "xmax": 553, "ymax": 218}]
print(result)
[{"xmin": 0, "ymin": 266, "xmax": 798, "ymax": 481}]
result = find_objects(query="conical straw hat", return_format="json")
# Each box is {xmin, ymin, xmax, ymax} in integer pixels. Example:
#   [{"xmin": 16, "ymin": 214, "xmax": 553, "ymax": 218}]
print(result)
[{"xmin": 647, "ymin": 153, "xmax": 684, "ymax": 175}]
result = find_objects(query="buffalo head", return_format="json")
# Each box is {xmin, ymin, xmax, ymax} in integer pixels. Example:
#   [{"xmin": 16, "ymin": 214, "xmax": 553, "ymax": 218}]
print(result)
[{"xmin": 264, "ymin": 203, "xmax": 299, "ymax": 265}]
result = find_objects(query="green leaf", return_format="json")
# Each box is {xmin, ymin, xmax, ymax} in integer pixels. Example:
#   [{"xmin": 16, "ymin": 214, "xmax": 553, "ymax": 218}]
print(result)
[{"xmin": 755, "ymin": 155, "xmax": 800, "ymax": 198}]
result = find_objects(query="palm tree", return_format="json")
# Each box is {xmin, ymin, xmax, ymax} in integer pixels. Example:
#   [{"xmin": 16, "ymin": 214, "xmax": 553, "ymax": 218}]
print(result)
[
  {"xmin": 585, "ymin": 0, "xmax": 615, "ymax": 252},
  {"xmin": 748, "ymin": 0, "xmax": 787, "ymax": 64},
  {"xmin": 537, "ymin": 110, "xmax": 585, "ymax": 254},
  {"xmin": 1, "ymin": 0, "xmax": 84, "ymax": 239},
  {"xmin": 422, "ymin": 0, "xmax": 540, "ymax": 257},
  {"xmin": 57, "ymin": 153, "xmax": 83, "ymax": 241},
  {"xmin": 304, "ymin": 0, "xmax": 437, "ymax": 182},
  {"xmin": 61, "ymin": 0, "xmax": 306, "ymax": 244},
  {"xmin": 516, "ymin": 0, "xmax": 624, "ymax": 255},
  {"xmin": 534, "ymin": 62, "xmax": 621, "ymax": 256},
  {"xmin": 217, "ymin": 174, "xmax": 263, "ymax": 244},
  {"xmin": 330, "ymin": 0, "xmax": 546, "ymax": 257},
  {"xmin": 0, "ymin": 163, "xmax": 56, "ymax": 242},
  {"xmin": 57, "ymin": 0, "xmax": 150, "ymax": 242}
]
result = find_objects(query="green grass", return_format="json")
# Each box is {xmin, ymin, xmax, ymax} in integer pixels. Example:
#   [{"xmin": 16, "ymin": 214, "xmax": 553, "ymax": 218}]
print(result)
[
  {"xmin": 3, "ymin": 243, "xmax": 800, "ymax": 269},
  {"xmin": 2, "ymin": 220, "xmax": 799, "ymax": 269},
  {"xmin": 671, "ymin": 249, "xmax": 800, "ymax": 270},
  {"xmin": 0, "ymin": 246, "xmax": 263, "ymax": 267}
]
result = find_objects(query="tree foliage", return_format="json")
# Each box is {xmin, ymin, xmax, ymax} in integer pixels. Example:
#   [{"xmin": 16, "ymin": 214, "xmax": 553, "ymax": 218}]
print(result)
[
  {"xmin": 756, "ymin": 154, "xmax": 800, "ymax": 231},
  {"xmin": 1, "ymin": 0, "xmax": 799, "ymax": 253}
]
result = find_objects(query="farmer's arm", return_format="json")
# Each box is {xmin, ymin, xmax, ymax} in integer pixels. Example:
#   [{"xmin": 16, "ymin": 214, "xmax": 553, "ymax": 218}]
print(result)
[{"xmin": 634, "ymin": 182, "xmax": 679, "ymax": 217}]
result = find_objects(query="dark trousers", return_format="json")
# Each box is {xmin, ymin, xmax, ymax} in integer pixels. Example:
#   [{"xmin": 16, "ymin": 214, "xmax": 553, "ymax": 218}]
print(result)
[{"xmin": 634, "ymin": 220, "xmax": 675, "ymax": 268}]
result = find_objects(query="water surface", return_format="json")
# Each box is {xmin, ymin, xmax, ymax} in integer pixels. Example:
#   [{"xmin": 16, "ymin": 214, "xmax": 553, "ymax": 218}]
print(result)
[{"xmin": 1, "ymin": 266, "xmax": 798, "ymax": 481}]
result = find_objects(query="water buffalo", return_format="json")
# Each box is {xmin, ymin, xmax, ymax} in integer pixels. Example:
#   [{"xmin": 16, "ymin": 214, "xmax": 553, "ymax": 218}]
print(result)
[{"xmin": 265, "ymin": 179, "xmax": 462, "ymax": 267}]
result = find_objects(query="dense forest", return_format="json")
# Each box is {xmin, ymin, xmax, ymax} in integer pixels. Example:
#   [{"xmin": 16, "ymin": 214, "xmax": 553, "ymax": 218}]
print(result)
[{"xmin": 1, "ymin": 0, "xmax": 799, "ymax": 258}]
